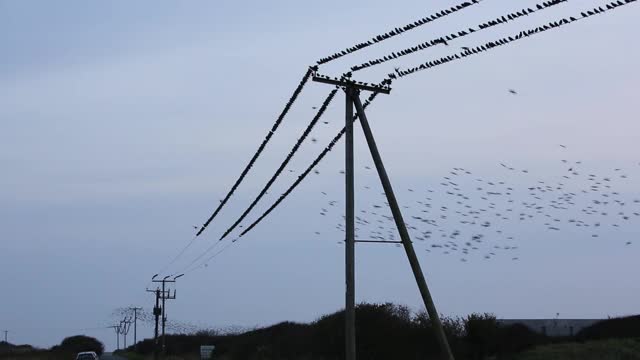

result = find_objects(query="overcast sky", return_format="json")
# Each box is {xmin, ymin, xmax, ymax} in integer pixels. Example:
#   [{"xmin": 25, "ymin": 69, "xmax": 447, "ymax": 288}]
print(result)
[{"xmin": 1, "ymin": 0, "xmax": 639, "ymax": 351}]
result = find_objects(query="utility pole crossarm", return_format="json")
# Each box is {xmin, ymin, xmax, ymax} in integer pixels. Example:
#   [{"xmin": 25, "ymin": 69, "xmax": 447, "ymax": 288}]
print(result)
[{"xmin": 312, "ymin": 74, "xmax": 392, "ymax": 94}]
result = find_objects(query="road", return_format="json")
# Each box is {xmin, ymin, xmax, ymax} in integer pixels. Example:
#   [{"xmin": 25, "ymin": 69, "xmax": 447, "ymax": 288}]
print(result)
[{"xmin": 101, "ymin": 353, "xmax": 126, "ymax": 360}]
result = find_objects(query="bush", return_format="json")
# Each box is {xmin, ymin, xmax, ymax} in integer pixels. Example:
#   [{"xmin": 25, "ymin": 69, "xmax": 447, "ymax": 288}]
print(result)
[
  {"xmin": 55, "ymin": 335, "xmax": 104, "ymax": 356},
  {"xmin": 577, "ymin": 315, "xmax": 640, "ymax": 341},
  {"xmin": 465, "ymin": 313, "xmax": 499, "ymax": 360}
]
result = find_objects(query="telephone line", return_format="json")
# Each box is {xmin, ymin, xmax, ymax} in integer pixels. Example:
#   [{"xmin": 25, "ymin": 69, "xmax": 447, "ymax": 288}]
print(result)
[
  {"xmin": 196, "ymin": 66, "xmax": 317, "ymax": 237},
  {"xmin": 240, "ymin": 81, "xmax": 390, "ymax": 237},
  {"xmin": 317, "ymin": 0, "xmax": 483, "ymax": 65},
  {"xmin": 351, "ymin": 0, "xmax": 567, "ymax": 72},
  {"xmin": 219, "ymin": 88, "xmax": 340, "ymax": 240},
  {"xmin": 393, "ymin": 0, "xmax": 637, "ymax": 79},
  {"xmin": 156, "ymin": 66, "xmax": 316, "ymax": 276}
]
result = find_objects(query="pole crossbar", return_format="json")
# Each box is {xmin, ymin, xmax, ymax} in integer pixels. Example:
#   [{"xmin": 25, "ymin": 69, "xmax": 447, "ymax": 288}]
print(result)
[{"xmin": 313, "ymin": 75, "xmax": 392, "ymax": 94}]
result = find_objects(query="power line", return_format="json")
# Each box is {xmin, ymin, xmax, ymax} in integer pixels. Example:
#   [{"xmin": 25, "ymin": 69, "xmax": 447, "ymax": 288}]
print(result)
[
  {"xmin": 236, "ymin": 0, "xmax": 637, "ymax": 239},
  {"xmin": 317, "ymin": 0, "xmax": 483, "ymax": 65},
  {"xmin": 156, "ymin": 234, "xmax": 197, "ymax": 277},
  {"xmin": 156, "ymin": 66, "xmax": 317, "ymax": 276},
  {"xmin": 351, "ymin": 0, "xmax": 568, "ymax": 72},
  {"xmin": 195, "ymin": 65, "xmax": 317, "ymax": 237},
  {"xmin": 239, "ymin": 81, "xmax": 391, "ymax": 238},
  {"xmin": 393, "ymin": 0, "xmax": 637, "ymax": 79},
  {"xmin": 219, "ymin": 87, "xmax": 341, "ymax": 240},
  {"xmin": 183, "ymin": 237, "xmax": 235, "ymax": 274}
]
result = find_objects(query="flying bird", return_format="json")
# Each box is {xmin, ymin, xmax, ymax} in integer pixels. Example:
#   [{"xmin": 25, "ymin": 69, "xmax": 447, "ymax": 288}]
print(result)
[{"xmin": 508, "ymin": 89, "xmax": 518, "ymax": 95}]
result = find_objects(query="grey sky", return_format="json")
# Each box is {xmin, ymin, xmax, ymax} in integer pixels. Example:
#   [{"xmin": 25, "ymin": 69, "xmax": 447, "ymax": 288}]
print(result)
[{"xmin": 1, "ymin": 0, "xmax": 639, "ymax": 351}]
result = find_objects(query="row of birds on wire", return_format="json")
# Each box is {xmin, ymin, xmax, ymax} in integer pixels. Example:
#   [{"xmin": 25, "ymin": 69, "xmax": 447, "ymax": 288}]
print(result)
[
  {"xmin": 310, "ymin": 147, "xmax": 638, "ymax": 263},
  {"xmin": 351, "ymin": 0, "xmax": 567, "ymax": 72},
  {"xmin": 393, "ymin": 0, "xmax": 637, "ymax": 79},
  {"xmin": 195, "ymin": 66, "xmax": 317, "ymax": 237},
  {"xmin": 316, "ymin": 0, "xmax": 482, "ymax": 65},
  {"xmin": 155, "ymin": 0, "xmax": 638, "ymax": 277},
  {"xmin": 229, "ymin": 0, "xmax": 639, "ymax": 245},
  {"xmin": 199, "ymin": 0, "xmax": 637, "ymax": 243}
]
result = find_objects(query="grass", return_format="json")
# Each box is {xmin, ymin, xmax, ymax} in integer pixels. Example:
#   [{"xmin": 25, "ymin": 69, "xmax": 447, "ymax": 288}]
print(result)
[{"xmin": 517, "ymin": 338, "xmax": 640, "ymax": 360}]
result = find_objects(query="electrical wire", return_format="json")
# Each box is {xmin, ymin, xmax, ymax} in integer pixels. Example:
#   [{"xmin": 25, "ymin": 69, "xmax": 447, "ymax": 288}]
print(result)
[
  {"xmin": 351, "ymin": 0, "xmax": 568, "ymax": 72},
  {"xmin": 393, "ymin": 0, "xmax": 637, "ymax": 79},
  {"xmin": 317, "ymin": 0, "xmax": 483, "ymax": 65},
  {"xmin": 239, "ymin": 81, "xmax": 392, "ymax": 238},
  {"xmin": 219, "ymin": 88, "xmax": 341, "ymax": 240},
  {"xmin": 195, "ymin": 66, "xmax": 317, "ymax": 237}
]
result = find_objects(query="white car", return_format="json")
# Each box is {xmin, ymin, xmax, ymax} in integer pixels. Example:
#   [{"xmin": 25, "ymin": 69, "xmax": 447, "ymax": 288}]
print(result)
[{"xmin": 76, "ymin": 351, "xmax": 99, "ymax": 360}]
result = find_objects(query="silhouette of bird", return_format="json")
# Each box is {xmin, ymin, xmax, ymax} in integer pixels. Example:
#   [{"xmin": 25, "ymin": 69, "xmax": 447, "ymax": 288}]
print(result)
[{"xmin": 508, "ymin": 89, "xmax": 518, "ymax": 95}]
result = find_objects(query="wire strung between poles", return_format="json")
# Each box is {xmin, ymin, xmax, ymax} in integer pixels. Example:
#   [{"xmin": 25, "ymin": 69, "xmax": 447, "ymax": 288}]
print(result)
[
  {"xmin": 196, "ymin": 66, "xmax": 317, "ymax": 237},
  {"xmin": 317, "ymin": 0, "xmax": 483, "ymax": 65},
  {"xmin": 220, "ymin": 87, "xmax": 341, "ymax": 240},
  {"xmin": 240, "ymin": 80, "xmax": 392, "ymax": 238},
  {"xmin": 393, "ymin": 0, "xmax": 638, "ymax": 79},
  {"xmin": 177, "ymin": 83, "xmax": 344, "ymax": 272},
  {"xmin": 351, "ymin": 0, "xmax": 568, "ymax": 72},
  {"xmin": 183, "ymin": 237, "xmax": 236, "ymax": 275},
  {"xmin": 157, "ymin": 67, "xmax": 315, "ymax": 276}
]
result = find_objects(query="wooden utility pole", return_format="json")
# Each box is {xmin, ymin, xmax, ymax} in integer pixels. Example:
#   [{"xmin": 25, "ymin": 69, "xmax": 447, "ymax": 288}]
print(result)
[
  {"xmin": 108, "ymin": 325, "xmax": 121, "ymax": 350},
  {"xmin": 128, "ymin": 307, "xmax": 143, "ymax": 350},
  {"xmin": 344, "ymin": 86, "xmax": 356, "ymax": 360},
  {"xmin": 146, "ymin": 288, "xmax": 162, "ymax": 359},
  {"xmin": 312, "ymin": 73, "xmax": 454, "ymax": 360},
  {"xmin": 152, "ymin": 274, "xmax": 183, "ymax": 355},
  {"xmin": 120, "ymin": 317, "xmax": 132, "ymax": 349}
]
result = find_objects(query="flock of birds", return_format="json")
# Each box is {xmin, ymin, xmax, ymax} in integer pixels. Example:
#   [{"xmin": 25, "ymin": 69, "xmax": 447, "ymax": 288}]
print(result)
[{"xmin": 311, "ymin": 145, "xmax": 638, "ymax": 263}]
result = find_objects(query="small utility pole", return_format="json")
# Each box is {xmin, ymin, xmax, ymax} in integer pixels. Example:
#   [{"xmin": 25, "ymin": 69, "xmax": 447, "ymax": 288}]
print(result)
[
  {"xmin": 109, "ymin": 325, "xmax": 121, "ymax": 350},
  {"xmin": 146, "ymin": 287, "xmax": 161, "ymax": 360},
  {"xmin": 3, "ymin": 330, "xmax": 7, "ymax": 343},
  {"xmin": 151, "ymin": 273, "xmax": 183, "ymax": 355},
  {"xmin": 129, "ymin": 307, "xmax": 143, "ymax": 349},
  {"xmin": 120, "ymin": 317, "xmax": 132, "ymax": 350}
]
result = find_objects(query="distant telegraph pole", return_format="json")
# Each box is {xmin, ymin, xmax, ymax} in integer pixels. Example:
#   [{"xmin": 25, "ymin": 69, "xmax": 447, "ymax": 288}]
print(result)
[
  {"xmin": 108, "ymin": 325, "xmax": 121, "ymax": 350},
  {"xmin": 146, "ymin": 287, "xmax": 162, "ymax": 360},
  {"xmin": 150, "ymin": 273, "xmax": 183, "ymax": 356},
  {"xmin": 128, "ymin": 307, "xmax": 143, "ymax": 349},
  {"xmin": 120, "ymin": 317, "xmax": 132, "ymax": 349},
  {"xmin": 3, "ymin": 330, "xmax": 7, "ymax": 343}
]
